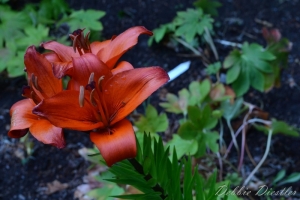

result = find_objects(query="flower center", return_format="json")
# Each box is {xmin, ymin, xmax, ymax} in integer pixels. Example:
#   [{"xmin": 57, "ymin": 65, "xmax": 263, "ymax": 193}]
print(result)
[{"xmin": 69, "ymin": 29, "xmax": 91, "ymax": 55}]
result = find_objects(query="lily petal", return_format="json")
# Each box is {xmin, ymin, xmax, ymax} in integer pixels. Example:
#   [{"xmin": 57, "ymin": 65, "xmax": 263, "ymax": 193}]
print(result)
[
  {"xmin": 24, "ymin": 46, "xmax": 62, "ymax": 98},
  {"xmin": 104, "ymin": 67, "xmax": 169, "ymax": 124},
  {"xmin": 111, "ymin": 61, "xmax": 134, "ymax": 75},
  {"xmin": 90, "ymin": 119, "xmax": 136, "ymax": 166},
  {"xmin": 8, "ymin": 99, "xmax": 37, "ymax": 138},
  {"xmin": 90, "ymin": 40, "xmax": 110, "ymax": 54},
  {"xmin": 97, "ymin": 26, "xmax": 152, "ymax": 69},
  {"xmin": 71, "ymin": 53, "xmax": 112, "ymax": 88},
  {"xmin": 52, "ymin": 61, "xmax": 74, "ymax": 79},
  {"xmin": 33, "ymin": 90, "xmax": 103, "ymax": 131},
  {"xmin": 41, "ymin": 41, "xmax": 79, "ymax": 62},
  {"xmin": 43, "ymin": 52, "xmax": 61, "ymax": 63},
  {"xmin": 29, "ymin": 119, "xmax": 65, "ymax": 148}
]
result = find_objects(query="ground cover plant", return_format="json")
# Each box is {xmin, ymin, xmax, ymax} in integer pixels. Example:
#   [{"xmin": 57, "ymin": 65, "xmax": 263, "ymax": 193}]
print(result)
[{"xmin": 1, "ymin": 0, "xmax": 300, "ymax": 199}]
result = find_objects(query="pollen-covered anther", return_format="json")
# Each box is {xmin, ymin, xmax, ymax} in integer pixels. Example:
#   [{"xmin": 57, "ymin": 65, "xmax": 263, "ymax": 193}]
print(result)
[
  {"xmin": 90, "ymin": 89, "xmax": 97, "ymax": 106},
  {"xmin": 79, "ymin": 86, "xmax": 85, "ymax": 107},
  {"xmin": 97, "ymin": 76, "xmax": 105, "ymax": 91}
]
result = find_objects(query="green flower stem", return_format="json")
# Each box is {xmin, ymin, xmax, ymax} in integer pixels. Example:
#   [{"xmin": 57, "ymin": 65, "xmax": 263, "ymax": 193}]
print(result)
[
  {"xmin": 128, "ymin": 158, "xmax": 167, "ymax": 199},
  {"xmin": 243, "ymin": 129, "xmax": 273, "ymax": 186}
]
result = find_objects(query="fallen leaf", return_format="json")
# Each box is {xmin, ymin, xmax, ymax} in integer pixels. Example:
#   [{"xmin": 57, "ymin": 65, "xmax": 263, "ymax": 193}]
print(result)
[{"xmin": 46, "ymin": 180, "xmax": 68, "ymax": 195}]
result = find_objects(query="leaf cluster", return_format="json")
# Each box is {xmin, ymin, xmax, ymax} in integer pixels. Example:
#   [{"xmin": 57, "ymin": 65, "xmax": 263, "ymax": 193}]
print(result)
[
  {"xmin": 107, "ymin": 134, "xmax": 234, "ymax": 200},
  {"xmin": 135, "ymin": 104, "xmax": 169, "ymax": 135},
  {"xmin": 148, "ymin": 8, "xmax": 214, "ymax": 46},
  {"xmin": 159, "ymin": 79, "xmax": 211, "ymax": 116},
  {"xmin": 224, "ymin": 42, "xmax": 276, "ymax": 96},
  {"xmin": 0, "ymin": 0, "xmax": 105, "ymax": 77}
]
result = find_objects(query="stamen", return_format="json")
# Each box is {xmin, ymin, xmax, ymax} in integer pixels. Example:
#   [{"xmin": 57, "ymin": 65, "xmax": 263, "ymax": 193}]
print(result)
[
  {"xmin": 97, "ymin": 76, "xmax": 105, "ymax": 92},
  {"xmin": 88, "ymin": 72, "xmax": 94, "ymax": 84},
  {"xmin": 79, "ymin": 86, "xmax": 85, "ymax": 107},
  {"xmin": 71, "ymin": 35, "xmax": 78, "ymax": 52},
  {"xmin": 31, "ymin": 74, "xmax": 39, "ymax": 90},
  {"xmin": 90, "ymin": 89, "xmax": 97, "ymax": 106}
]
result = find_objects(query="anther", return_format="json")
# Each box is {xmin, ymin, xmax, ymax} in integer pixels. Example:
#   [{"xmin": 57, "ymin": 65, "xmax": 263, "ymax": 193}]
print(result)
[
  {"xmin": 79, "ymin": 86, "xmax": 85, "ymax": 107},
  {"xmin": 97, "ymin": 76, "xmax": 105, "ymax": 92},
  {"xmin": 90, "ymin": 89, "xmax": 97, "ymax": 106},
  {"xmin": 31, "ymin": 74, "xmax": 39, "ymax": 90},
  {"xmin": 88, "ymin": 72, "xmax": 94, "ymax": 84}
]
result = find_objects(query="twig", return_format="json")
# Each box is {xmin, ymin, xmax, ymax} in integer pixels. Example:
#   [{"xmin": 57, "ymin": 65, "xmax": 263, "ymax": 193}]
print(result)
[
  {"xmin": 243, "ymin": 130, "xmax": 273, "ymax": 186},
  {"xmin": 224, "ymin": 118, "xmax": 271, "ymax": 159},
  {"xmin": 245, "ymin": 141, "xmax": 257, "ymax": 167},
  {"xmin": 214, "ymin": 39, "xmax": 242, "ymax": 48}
]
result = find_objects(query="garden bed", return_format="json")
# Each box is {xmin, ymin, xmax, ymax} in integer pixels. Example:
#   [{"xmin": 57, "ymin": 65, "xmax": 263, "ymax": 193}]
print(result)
[{"xmin": 1, "ymin": 0, "xmax": 300, "ymax": 199}]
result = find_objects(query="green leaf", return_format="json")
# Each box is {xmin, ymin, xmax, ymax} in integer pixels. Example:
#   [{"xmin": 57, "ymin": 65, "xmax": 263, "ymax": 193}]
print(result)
[
  {"xmin": 63, "ymin": 9, "xmax": 105, "ymax": 31},
  {"xmin": 224, "ymin": 49, "xmax": 240, "ymax": 69},
  {"xmin": 199, "ymin": 79, "xmax": 211, "ymax": 102},
  {"xmin": 273, "ymin": 170, "xmax": 286, "ymax": 185},
  {"xmin": 173, "ymin": 8, "xmax": 213, "ymax": 43},
  {"xmin": 271, "ymin": 119, "xmax": 299, "ymax": 137},
  {"xmin": 159, "ymin": 93, "xmax": 182, "ymax": 114},
  {"xmin": 206, "ymin": 62, "xmax": 221, "ymax": 75},
  {"xmin": 153, "ymin": 24, "xmax": 168, "ymax": 43},
  {"xmin": 167, "ymin": 135, "xmax": 198, "ymax": 158},
  {"xmin": 193, "ymin": 0, "xmax": 222, "ymax": 16},
  {"xmin": 87, "ymin": 182, "xmax": 125, "ymax": 200},
  {"xmin": 135, "ymin": 104, "xmax": 169, "ymax": 135},
  {"xmin": 226, "ymin": 64, "xmax": 240, "ymax": 84},
  {"xmin": 6, "ymin": 51, "xmax": 26, "ymax": 77},
  {"xmin": 249, "ymin": 66, "xmax": 265, "ymax": 92},
  {"xmin": 204, "ymin": 131, "xmax": 219, "ymax": 153},
  {"xmin": 178, "ymin": 120, "xmax": 198, "ymax": 140},
  {"xmin": 221, "ymin": 97, "xmax": 244, "ymax": 121},
  {"xmin": 232, "ymin": 66, "xmax": 250, "ymax": 96},
  {"xmin": 277, "ymin": 172, "xmax": 300, "ymax": 186},
  {"xmin": 17, "ymin": 24, "xmax": 50, "ymax": 48}
]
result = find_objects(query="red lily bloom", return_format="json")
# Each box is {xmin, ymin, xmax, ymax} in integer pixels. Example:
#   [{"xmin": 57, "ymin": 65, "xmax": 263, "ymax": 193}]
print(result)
[
  {"xmin": 41, "ymin": 26, "xmax": 152, "ymax": 80},
  {"xmin": 33, "ymin": 53, "xmax": 169, "ymax": 166},
  {"xmin": 8, "ymin": 46, "xmax": 65, "ymax": 148}
]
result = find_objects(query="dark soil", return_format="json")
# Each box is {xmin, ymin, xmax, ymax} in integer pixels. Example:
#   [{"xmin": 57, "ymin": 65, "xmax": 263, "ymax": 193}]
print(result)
[{"xmin": 1, "ymin": 0, "xmax": 300, "ymax": 199}]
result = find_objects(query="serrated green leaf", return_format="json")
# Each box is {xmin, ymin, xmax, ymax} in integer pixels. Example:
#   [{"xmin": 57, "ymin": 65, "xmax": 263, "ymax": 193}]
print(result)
[
  {"xmin": 206, "ymin": 62, "xmax": 221, "ymax": 75},
  {"xmin": 135, "ymin": 104, "xmax": 168, "ymax": 134},
  {"xmin": 167, "ymin": 135, "xmax": 198, "ymax": 159},
  {"xmin": 64, "ymin": 9, "xmax": 105, "ymax": 31}
]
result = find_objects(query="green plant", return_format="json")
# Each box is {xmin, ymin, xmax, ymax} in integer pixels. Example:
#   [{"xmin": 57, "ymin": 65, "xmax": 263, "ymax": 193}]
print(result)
[
  {"xmin": 224, "ymin": 42, "xmax": 276, "ymax": 96},
  {"xmin": 0, "ymin": 0, "xmax": 105, "ymax": 77},
  {"xmin": 193, "ymin": 0, "xmax": 222, "ymax": 17},
  {"xmin": 105, "ymin": 134, "xmax": 239, "ymax": 199}
]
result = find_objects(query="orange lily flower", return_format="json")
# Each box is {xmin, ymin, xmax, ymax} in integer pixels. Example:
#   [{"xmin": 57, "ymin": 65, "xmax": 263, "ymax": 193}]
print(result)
[
  {"xmin": 8, "ymin": 46, "xmax": 65, "ymax": 148},
  {"xmin": 41, "ymin": 26, "xmax": 152, "ymax": 80},
  {"xmin": 33, "ymin": 53, "xmax": 169, "ymax": 166}
]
